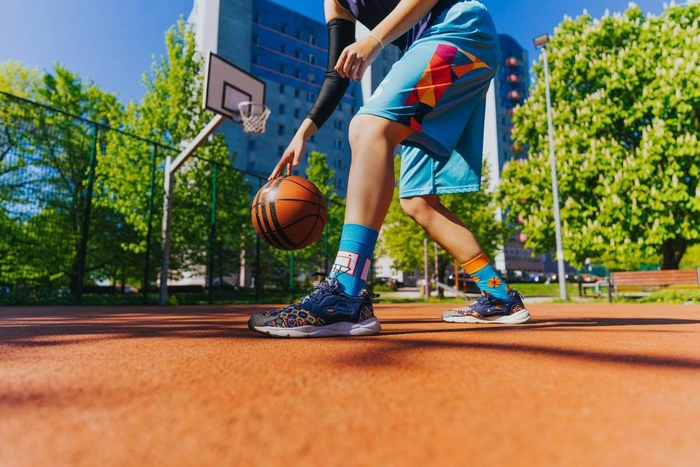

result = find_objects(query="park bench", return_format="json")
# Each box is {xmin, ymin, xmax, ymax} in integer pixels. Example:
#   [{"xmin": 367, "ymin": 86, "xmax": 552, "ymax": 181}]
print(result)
[{"xmin": 605, "ymin": 269, "xmax": 699, "ymax": 302}]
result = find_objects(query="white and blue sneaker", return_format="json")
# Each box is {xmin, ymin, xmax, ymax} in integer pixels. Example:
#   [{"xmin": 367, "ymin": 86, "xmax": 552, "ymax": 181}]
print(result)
[
  {"xmin": 442, "ymin": 290, "xmax": 531, "ymax": 324},
  {"xmin": 248, "ymin": 277, "xmax": 381, "ymax": 338}
]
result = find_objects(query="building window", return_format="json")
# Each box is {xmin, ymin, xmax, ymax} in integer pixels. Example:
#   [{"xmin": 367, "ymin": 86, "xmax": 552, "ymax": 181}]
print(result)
[
  {"xmin": 338, "ymin": 103, "xmax": 343, "ymax": 111},
  {"xmin": 296, "ymin": 30, "xmax": 301, "ymax": 39},
  {"xmin": 294, "ymin": 88, "xmax": 300, "ymax": 98},
  {"xmin": 295, "ymin": 68, "xmax": 301, "ymax": 78},
  {"xmin": 334, "ymin": 119, "xmax": 344, "ymax": 130},
  {"xmin": 252, "ymin": 34, "xmax": 259, "ymax": 44},
  {"xmin": 280, "ymin": 43, "xmax": 286, "ymax": 54},
  {"xmin": 308, "ymin": 54, "xmax": 316, "ymax": 65},
  {"xmin": 307, "ymin": 93, "xmax": 316, "ymax": 102},
  {"xmin": 294, "ymin": 108, "xmax": 300, "ymax": 118},
  {"xmin": 336, "ymin": 178, "xmax": 344, "ymax": 188},
  {"xmin": 278, "ymin": 124, "xmax": 285, "ymax": 135},
  {"xmin": 295, "ymin": 49, "xmax": 301, "ymax": 59},
  {"xmin": 280, "ymin": 23, "xmax": 287, "ymax": 34},
  {"xmin": 252, "ymin": 54, "xmax": 258, "ymax": 64},
  {"xmin": 351, "ymin": 106, "xmax": 356, "ymax": 114},
  {"xmin": 334, "ymin": 139, "xmax": 344, "ymax": 150},
  {"xmin": 280, "ymin": 63, "xmax": 286, "ymax": 73},
  {"xmin": 308, "ymin": 72, "xmax": 316, "ymax": 83},
  {"xmin": 278, "ymin": 145, "xmax": 285, "ymax": 157},
  {"xmin": 309, "ymin": 34, "xmax": 316, "ymax": 45},
  {"xmin": 279, "ymin": 104, "xmax": 285, "ymax": 115},
  {"xmin": 310, "ymin": 135, "xmax": 316, "ymax": 143},
  {"xmin": 279, "ymin": 83, "xmax": 285, "ymax": 93},
  {"xmin": 247, "ymin": 140, "xmax": 256, "ymax": 151},
  {"xmin": 253, "ymin": 14, "xmax": 260, "ymax": 23}
]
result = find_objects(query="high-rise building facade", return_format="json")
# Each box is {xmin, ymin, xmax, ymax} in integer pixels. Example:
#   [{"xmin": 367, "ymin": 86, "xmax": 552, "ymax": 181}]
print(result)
[
  {"xmin": 483, "ymin": 34, "xmax": 547, "ymax": 273},
  {"xmin": 188, "ymin": 0, "xmax": 401, "ymax": 197}
]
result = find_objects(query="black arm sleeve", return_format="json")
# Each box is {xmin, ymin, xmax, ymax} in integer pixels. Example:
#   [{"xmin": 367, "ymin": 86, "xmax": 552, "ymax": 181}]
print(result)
[{"xmin": 306, "ymin": 19, "xmax": 355, "ymax": 129}]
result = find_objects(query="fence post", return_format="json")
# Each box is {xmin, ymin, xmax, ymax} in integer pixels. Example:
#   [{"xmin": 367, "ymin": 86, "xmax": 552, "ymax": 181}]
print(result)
[
  {"xmin": 289, "ymin": 251, "xmax": 295, "ymax": 300},
  {"xmin": 255, "ymin": 178, "xmax": 262, "ymax": 303},
  {"xmin": 207, "ymin": 163, "xmax": 218, "ymax": 305},
  {"xmin": 142, "ymin": 143, "xmax": 158, "ymax": 304},
  {"xmin": 159, "ymin": 156, "xmax": 174, "ymax": 306},
  {"xmin": 324, "ymin": 200, "xmax": 329, "ymax": 275},
  {"xmin": 76, "ymin": 123, "xmax": 99, "ymax": 305}
]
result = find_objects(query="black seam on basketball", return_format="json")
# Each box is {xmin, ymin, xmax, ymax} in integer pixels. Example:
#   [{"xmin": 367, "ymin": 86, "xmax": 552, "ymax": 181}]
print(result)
[
  {"xmin": 268, "ymin": 178, "xmax": 297, "ymax": 248},
  {"xmin": 251, "ymin": 198, "xmax": 327, "ymax": 210},
  {"xmin": 298, "ymin": 192, "xmax": 323, "ymax": 247},
  {"xmin": 257, "ymin": 182, "xmax": 287, "ymax": 249},
  {"xmin": 284, "ymin": 176, "xmax": 321, "ymax": 196},
  {"xmin": 258, "ymin": 213, "xmax": 323, "ymax": 234}
]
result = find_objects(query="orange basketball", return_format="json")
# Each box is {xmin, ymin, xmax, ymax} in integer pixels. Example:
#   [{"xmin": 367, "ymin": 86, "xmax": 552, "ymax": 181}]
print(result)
[{"xmin": 251, "ymin": 175, "xmax": 328, "ymax": 251}]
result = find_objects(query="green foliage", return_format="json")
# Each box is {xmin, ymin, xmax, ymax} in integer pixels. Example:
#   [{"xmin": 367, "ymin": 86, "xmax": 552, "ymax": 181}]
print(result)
[
  {"xmin": 380, "ymin": 158, "xmax": 507, "ymax": 283},
  {"xmin": 1, "ymin": 62, "xmax": 124, "ymax": 291},
  {"xmin": 680, "ymin": 244, "xmax": 700, "ymax": 269},
  {"xmin": 501, "ymin": 3, "xmax": 700, "ymax": 270},
  {"xmin": 98, "ymin": 19, "xmax": 251, "ymax": 284}
]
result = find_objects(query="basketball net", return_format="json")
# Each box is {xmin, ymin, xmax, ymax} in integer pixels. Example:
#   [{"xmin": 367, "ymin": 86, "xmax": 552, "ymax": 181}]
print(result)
[{"xmin": 238, "ymin": 101, "xmax": 271, "ymax": 134}]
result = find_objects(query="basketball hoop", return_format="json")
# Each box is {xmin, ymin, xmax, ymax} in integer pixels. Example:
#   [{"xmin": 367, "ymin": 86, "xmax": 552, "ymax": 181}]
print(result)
[{"xmin": 238, "ymin": 102, "xmax": 271, "ymax": 134}]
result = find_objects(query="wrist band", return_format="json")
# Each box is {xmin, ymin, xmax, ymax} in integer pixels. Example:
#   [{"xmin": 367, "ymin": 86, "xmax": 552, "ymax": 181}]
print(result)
[{"xmin": 368, "ymin": 32, "xmax": 385, "ymax": 50}]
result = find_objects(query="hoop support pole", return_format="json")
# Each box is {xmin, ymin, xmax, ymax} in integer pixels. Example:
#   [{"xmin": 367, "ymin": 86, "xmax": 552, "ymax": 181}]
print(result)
[{"xmin": 159, "ymin": 114, "xmax": 226, "ymax": 306}]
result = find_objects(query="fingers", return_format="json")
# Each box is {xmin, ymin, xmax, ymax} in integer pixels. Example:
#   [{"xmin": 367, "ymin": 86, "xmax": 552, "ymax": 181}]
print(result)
[
  {"xmin": 341, "ymin": 51, "xmax": 355, "ymax": 79},
  {"xmin": 335, "ymin": 49, "xmax": 348, "ymax": 78},
  {"xmin": 357, "ymin": 61, "xmax": 370, "ymax": 81}
]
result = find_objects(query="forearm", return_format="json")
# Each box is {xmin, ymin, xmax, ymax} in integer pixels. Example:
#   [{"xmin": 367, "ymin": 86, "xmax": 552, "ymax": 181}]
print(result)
[
  {"xmin": 294, "ymin": 118, "xmax": 318, "ymax": 140},
  {"xmin": 371, "ymin": 0, "xmax": 441, "ymax": 46}
]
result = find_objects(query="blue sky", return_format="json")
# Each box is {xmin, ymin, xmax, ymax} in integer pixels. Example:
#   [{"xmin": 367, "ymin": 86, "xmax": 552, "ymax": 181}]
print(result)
[{"xmin": 1, "ymin": 0, "xmax": 666, "ymax": 103}]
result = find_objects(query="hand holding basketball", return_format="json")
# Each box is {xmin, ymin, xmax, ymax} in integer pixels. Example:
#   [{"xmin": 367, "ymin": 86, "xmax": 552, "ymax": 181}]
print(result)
[{"xmin": 252, "ymin": 176, "xmax": 328, "ymax": 251}]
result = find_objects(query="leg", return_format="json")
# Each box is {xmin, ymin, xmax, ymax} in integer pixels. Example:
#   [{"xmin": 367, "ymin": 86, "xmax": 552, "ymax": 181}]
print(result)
[
  {"xmin": 401, "ymin": 194, "xmax": 507, "ymax": 298},
  {"xmin": 399, "ymin": 195, "xmax": 483, "ymax": 263},
  {"xmin": 345, "ymin": 115, "xmax": 414, "ymax": 230}
]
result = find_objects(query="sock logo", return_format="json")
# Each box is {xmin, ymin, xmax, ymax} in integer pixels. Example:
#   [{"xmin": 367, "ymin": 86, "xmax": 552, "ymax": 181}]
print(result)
[
  {"xmin": 332, "ymin": 251, "xmax": 371, "ymax": 280},
  {"xmin": 332, "ymin": 251, "xmax": 359, "ymax": 277}
]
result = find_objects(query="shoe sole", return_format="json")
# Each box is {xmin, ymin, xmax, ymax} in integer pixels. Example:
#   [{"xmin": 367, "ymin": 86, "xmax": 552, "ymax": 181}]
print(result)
[
  {"xmin": 442, "ymin": 309, "xmax": 531, "ymax": 324},
  {"xmin": 250, "ymin": 317, "xmax": 381, "ymax": 338}
]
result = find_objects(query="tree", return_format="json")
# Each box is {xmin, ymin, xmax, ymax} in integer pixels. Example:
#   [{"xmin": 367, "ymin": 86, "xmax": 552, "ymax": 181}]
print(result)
[
  {"xmin": 99, "ymin": 19, "xmax": 251, "ymax": 286},
  {"xmin": 380, "ymin": 158, "xmax": 507, "ymax": 290},
  {"xmin": 0, "ymin": 62, "xmax": 125, "ymax": 291},
  {"xmin": 501, "ymin": 4, "xmax": 700, "ymax": 270}
]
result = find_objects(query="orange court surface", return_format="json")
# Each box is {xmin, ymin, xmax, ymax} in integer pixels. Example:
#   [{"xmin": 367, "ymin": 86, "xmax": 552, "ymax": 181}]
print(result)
[{"xmin": 1, "ymin": 302, "xmax": 699, "ymax": 466}]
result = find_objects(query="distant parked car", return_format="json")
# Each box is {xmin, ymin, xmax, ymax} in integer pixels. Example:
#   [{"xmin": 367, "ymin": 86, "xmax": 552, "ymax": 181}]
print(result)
[
  {"xmin": 447, "ymin": 272, "xmax": 480, "ymax": 294},
  {"xmin": 506, "ymin": 270, "xmax": 532, "ymax": 283},
  {"xmin": 115, "ymin": 284, "xmax": 139, "ymax": 294},
  {"xmin": 529, "ymin": 272, "xmax": 547, "ymax": 283}
]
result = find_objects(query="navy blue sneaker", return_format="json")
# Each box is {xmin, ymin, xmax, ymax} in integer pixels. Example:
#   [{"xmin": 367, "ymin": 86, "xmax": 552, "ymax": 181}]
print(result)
[
  {"xmin": 442, "ymin": 290, "xmax": 530, "ymax": 324},
  {"xmin": 248, "ymin": 278, "xmax": 381, "ymax": 337}
]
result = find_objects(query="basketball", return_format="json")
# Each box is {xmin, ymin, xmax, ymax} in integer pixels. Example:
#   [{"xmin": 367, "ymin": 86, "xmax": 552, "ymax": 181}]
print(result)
[{"xmin": 251, "ymin": 175, "xmax": 328, "ymax": 251}]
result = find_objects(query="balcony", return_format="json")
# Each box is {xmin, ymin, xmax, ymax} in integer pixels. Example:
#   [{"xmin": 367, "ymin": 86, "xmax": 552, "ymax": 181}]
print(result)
[
  {"xmin": 506, "ymin": 74, "xmax": 520, "ymax": 84},
  {"xmin": 505, "ymin": 57, "xmax": 520, "ymax": 67},
  {"xmin": 508, "ymin": 90, "xmax": 522, "ymax": 101}
]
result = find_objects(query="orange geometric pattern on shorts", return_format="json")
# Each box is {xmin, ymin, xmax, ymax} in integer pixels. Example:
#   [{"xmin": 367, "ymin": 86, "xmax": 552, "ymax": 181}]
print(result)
[{"xmin": 404, "ymin": 44, "xmax": 490, "ymax": 131}]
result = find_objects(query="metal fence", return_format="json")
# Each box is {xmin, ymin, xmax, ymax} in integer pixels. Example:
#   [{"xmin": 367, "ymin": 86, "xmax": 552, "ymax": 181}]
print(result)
[{"xmin": 0, "ymin": 91, "xmax": 331, "ymax": 306}]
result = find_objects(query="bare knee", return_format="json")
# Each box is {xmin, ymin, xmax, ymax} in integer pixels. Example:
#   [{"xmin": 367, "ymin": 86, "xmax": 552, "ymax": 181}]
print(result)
[
  {"xmin": 349, "ymin": 115, "xmax": 413, "ymax": 153},
  {"xmin": 400, "ymin": 196, "xmax": 440, "ymax": 224}
]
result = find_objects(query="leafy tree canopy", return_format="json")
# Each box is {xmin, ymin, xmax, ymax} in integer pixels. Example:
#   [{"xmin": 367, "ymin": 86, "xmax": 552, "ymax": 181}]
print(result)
[{"xmin": 501, "ymin": 3, "xmax": 699, "ymax": 270}]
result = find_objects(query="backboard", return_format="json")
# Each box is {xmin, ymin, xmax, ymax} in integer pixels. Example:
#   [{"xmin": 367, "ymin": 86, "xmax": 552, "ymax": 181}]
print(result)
[{"xmin": 203, "ymin": 52, "xmax": 266, "ymax": 123}]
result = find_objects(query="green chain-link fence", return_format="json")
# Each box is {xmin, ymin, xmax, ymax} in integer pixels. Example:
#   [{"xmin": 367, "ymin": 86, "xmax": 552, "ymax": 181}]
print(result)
[{"xmin": 0, "ymin": 90, "xmax": 330, "ymax": 306}]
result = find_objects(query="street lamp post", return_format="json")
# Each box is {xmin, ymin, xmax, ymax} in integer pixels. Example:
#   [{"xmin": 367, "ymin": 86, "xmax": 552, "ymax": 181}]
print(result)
[{"xmin": 535, "ymin": 34, "xmax": 567, "ymax": 301}]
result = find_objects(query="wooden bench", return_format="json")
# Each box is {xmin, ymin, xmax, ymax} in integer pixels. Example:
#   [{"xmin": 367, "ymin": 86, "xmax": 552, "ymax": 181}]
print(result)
[{"xmin": 608, "ymin": 269, "xmax": 700, "ymax": 302}]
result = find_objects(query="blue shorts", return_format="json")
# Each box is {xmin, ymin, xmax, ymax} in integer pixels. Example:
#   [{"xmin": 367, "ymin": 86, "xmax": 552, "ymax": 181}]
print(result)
[{"xmin": 357, "ymin": 1, "xmax": 499, "ymax": 198}]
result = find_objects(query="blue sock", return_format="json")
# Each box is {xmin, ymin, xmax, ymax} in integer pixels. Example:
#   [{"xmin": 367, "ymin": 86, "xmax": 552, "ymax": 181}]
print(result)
[{"xmin": 329, "ymin": 224, "xmax": 379, "ymax": 296}]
